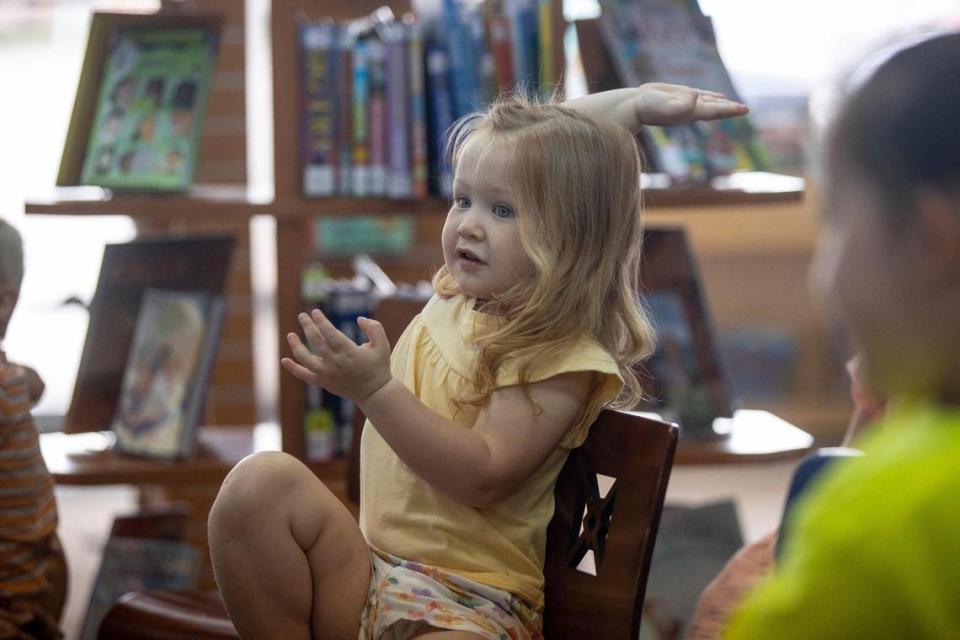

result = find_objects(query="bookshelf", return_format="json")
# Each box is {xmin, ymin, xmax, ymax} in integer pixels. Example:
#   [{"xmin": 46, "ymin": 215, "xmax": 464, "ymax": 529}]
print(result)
[{"xmin": 27, "ymin": 0, "xmax": 842, "ymax": 488}]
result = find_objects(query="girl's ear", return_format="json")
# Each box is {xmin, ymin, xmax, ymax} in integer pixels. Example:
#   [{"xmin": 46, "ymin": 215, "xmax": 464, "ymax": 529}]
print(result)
[{"xmin": 915, "ymin": 190, "xmax": 960, "ymax": 282}]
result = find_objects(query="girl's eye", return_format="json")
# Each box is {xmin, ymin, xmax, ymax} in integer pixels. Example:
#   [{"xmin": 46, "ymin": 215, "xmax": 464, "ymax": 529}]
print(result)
[
  {"xmin": 493, "ymin": 204, "xmax": 515, "ymax": 219},
  {"xmin": 454, "ymin": 196, "xmax": 470, "ymax": 208}
]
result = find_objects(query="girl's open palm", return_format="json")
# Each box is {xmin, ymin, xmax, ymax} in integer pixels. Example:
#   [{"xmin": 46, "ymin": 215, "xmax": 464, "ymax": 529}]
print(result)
[
  {"xmin": 568, "ymin": 83, "xmax": 749, "ymax": 133},
  {"xmin": 282, "ymin": 310, "xmax": 392, "ymax": 402}
]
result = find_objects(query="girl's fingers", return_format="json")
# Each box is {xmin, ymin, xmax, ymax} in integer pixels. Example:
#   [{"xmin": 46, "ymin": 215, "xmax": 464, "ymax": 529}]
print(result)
[
  {"xmin": 287, "ymin": 332, "xmax": 324, "ymax": 369},
  {"xmin": 299, "ymin": 313, "xmax": 332, "ymax": 355},
  {"xmin": 281, "ymin": 357, "xmax": 317, "ymax": 384},
  {"xmin": 309, "ymin": 309, "xmax": 353, "ymax": 351}
]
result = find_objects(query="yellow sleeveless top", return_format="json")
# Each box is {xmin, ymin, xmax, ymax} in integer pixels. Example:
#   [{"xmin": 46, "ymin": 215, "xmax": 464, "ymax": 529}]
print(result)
[{"xmin": 359, "ymin": 294, "xmax": 621, "ymax": 608}]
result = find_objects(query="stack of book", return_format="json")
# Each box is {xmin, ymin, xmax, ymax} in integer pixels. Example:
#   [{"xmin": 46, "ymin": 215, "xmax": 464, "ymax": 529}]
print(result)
[{"xmin": 298, "ymin": 0, "xmax": 557, "ymax": 199}]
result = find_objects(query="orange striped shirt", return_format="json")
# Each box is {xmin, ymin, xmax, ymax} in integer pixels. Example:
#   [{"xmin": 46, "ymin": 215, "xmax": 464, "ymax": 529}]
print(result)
[{"xmin": 0, "ymin": 352, "xmax": 57, "ymax": 599}]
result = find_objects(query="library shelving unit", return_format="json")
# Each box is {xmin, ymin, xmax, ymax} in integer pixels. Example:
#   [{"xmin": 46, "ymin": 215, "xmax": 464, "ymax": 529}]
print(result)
[{"xmin": 28, "ymin": 0, "xmax": 848, "ymax": 502}]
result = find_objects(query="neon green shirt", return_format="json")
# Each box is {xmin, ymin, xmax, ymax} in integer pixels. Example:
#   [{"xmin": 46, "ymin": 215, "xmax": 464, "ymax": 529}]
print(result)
[{"xmin": 727, "ymin": 402, "xmax": 960, "ymax": 639}]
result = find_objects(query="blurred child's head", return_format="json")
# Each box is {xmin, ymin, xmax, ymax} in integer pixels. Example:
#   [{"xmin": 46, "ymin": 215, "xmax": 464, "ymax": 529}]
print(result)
[
  {"xmin": 812, "ymin": 31, "xmax": 960, "ymax": 401},
  {"xmin": 434, "ymin": 96, "xmax": 655, "ymax": 406},
  {"xmin": 0, "ymin": 219, "xmax": 24, "ymax": 342}
]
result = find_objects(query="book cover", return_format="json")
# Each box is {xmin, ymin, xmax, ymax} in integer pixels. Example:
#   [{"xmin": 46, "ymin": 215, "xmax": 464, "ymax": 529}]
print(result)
[
  {"xmin": 65, "ymin": 235, "xmax": 234, "ymax": 435},
  {"xmin": 597, "ymin": 0, "xmax": 769, "ymax": 181},
  {"xmin": 465, "ymin": 2, "xmax": 495, "ymax": 106},
  {"xmin": 383, "ymin": 22, "xmax": 413, "ymax": 198},
  {"xmin": 299, "ymin": 20, "xmax": 339, "ymax": 197},
  {"xmin": 111, "ymin": 288, "xmax": 225, "ymax": 459},
  {"xmin": 79, "ymin": 536, "xmax": 199, "ymax": 640},
  {"xmin": 406, "ymin": 15, "xmax": 430, "ymax": 199},
  {"xmin": 80, "ymin": 25, "xmax": 219, "ymax": 192}
]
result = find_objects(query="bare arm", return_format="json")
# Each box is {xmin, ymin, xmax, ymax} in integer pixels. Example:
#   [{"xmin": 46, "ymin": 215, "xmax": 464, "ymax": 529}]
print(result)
[
  {"xmin": 281, "ymin": 310, "xmax": 592, "ymax": 506},
  {"xmin": 565, "ymin": 83, "xmax": 749, "ymax": 134}
]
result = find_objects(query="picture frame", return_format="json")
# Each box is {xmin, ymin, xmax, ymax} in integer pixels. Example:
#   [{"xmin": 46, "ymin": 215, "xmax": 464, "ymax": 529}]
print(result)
[
  {"xmin": 637, "ymin": 227, "xmax": 734, "ymax": 438},
  {"xmin": 111, "ymin": 288, "xmax": 225, "ymax": 459},
  {"xmin": 65, "ymin": 235, "xmax": 233, "ymax": 434},
  {"xmin": 58, "ymin": 10, "xmax": 223, "ymax": 191}
]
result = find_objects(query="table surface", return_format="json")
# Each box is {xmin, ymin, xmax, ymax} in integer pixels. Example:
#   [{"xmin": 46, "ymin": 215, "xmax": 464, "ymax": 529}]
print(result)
[{"xmin": 41, "ymin": 410, "xmax": 814, "ymax": 486}]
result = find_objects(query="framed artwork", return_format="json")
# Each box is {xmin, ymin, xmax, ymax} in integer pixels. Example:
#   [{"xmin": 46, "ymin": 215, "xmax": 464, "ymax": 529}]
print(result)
[
  {"xmin": 111, "ymin": 288, "xmax": 225, "ymax": 459},
  {"xmin": 65, "ymin": 235, "xmax": 233, "ymax": 434},
  {"xmin": 58, "ymin": 11, "xmax": 222, "ymax": 190},
  {"xmin": 637, "ymin": 227, "xmax": 733, "ymax": 437}
]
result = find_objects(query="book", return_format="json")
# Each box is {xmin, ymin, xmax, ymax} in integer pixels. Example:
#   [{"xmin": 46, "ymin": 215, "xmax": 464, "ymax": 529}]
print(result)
[
  {"xmin": 383, "ymin": 21, "xmax": 413, "ymax": 198},
  {"xmin": 596, "ymin": 0, "xmax": 768, "ymax": 182},
  {"xmin": 65, "ymin": 235, "xmax": 233, "ymax": 434},
  {"xmin": 636, "ymin": 227, "xmax": 733, "ymax": 438},
  {"xmin": 367, "ymin": 36, "xmax": 389, "ymax": 196},
  {"xmin": 351, "ymin": 37, "xmax": 372, "ymax": 196},
  {"xmin": 486, "ymin": 5, "xmax": 516, "ymax": 91},
  {"xmin": 79, "ymin": 535, "xmax": 199, "ymax": 640},
  {"xmin": 424, "ymin": 42, "xmax": 455, "ymax": 197},
  {"xmin": 299, "ymin": 20, "xmax": 339, "ymax": 197},
  {"xmin": 111, "ymin": 288, "xmax": 225, "ymax": 459},
  {"xmin": 337, "ymin": 26, "xmax": 356, "ymax": 195},
  {"xmin": 406, "ymin": 15, "xmax": 430, "ymax": 198},
  {"xmin": 79, "ymin": 25, "xmax": 219, "ymax": 191}
]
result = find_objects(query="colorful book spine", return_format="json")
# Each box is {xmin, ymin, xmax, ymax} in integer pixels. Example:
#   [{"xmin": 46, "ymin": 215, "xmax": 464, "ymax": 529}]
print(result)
[
  {"xmin": 406, "ymin": 15, "xmax": 429, "ymax": 199},
  {"xmin": 465, "ymin": 3, "xmax": 495, "ymax": 106},
  {"xmin": 507, "ymin": 0, "xmax": 538, "ymax": 94},
  {"xmin": 351, "ymin": 37, "xmax": 372, "ymax": 196},
  {"xmin": 299, "ymin": 21, "xmax": 338, "ymax": 197},
  {"xmin": 537, "ymin": 0, "xmax": 554, "ymax": 99},
  {"xmin": 337, "ymin": 27, "xmax": 355, "ymax": 195},
  {"xmin": 384, "ymin": 22, "xmax": 412, "ymax": 198},
  {"xmin": 367, "ymin": 37, "xmax": 388, "ymax": 196},
  {"xmin": 442, "ymin": 0, "xmax": 479, "ymax": 117},
  {"xmin": 486, "ymin": 9, "xmax": 515, "ymax": 92},
  {"xmin": 425, "ymin": 42, "xmax": 455, "ymax": 197}
]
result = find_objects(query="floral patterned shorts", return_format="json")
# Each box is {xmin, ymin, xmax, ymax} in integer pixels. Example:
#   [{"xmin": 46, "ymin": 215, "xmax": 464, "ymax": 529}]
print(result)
[{"xmin": 358, "ymin": 549, "xmax": 543, "ymax": 640}]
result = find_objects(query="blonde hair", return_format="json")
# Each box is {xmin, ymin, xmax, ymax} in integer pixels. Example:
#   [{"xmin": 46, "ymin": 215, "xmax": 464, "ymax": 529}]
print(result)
[
  {"xmin": 0, "ymin": 219, "xmax": 24, "ymax": 290},
  {"xmin": 433, "ymin": 96, "xmax": 656, "ymax": 408}
]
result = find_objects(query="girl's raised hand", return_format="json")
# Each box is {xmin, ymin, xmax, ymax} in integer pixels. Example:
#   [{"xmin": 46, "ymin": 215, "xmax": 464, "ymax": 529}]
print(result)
[
  {"xmin": 566, "ymin": 83, "xmax": 749, "ymax": 134},
  {"xmin": 281, "ymin": 310, "xmax": 392, "ymax": 403}
]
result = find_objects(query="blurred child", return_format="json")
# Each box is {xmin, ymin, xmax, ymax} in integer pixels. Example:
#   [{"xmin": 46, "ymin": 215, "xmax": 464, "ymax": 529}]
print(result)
[
  {"xmin": 208, "ymin": 83, "xmax": 747, "ymax": 640},
  {"xmin": 0, "ymin": 219, "xmax": 62, "ymax": 639},
  {"xmin": 726, "ymin": 31, "xmax": 960, "ymax": 638}
]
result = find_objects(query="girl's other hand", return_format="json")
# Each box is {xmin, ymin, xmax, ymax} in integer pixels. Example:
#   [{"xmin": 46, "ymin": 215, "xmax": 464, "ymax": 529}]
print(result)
[
  {"xmin": 567, "ymin": 83, "xmax": 749, "ymax": 133},
  {"xmin": 281, "ymin": 310, "xmax": 392, "ymax": 403}
]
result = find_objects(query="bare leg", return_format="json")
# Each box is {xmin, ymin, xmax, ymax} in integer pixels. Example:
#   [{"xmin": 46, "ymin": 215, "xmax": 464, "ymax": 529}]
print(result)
[
  {"xmin": 409, "ymin": 631, "xmax": 487, "ymax": 639},
  {"xmin": 208, "ymin": 451, "xmax": 371, "ymax": 640}
]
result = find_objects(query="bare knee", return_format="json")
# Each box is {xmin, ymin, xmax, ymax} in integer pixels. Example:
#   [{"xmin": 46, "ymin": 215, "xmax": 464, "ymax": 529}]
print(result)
[{"xmin": 209, "ymin": 451, "xmax": 314, "ymax": 538}]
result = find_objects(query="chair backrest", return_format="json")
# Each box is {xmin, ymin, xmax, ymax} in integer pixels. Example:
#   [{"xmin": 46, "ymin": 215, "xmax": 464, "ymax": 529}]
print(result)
[{"xmin": 543, "ymin": 410, "xmax": 679, "ymax": 639}]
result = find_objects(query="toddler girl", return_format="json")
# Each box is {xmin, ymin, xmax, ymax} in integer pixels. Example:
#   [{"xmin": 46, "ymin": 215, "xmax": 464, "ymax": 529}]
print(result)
[{"xmin": 209, "ymin": 84, "xmax": 747, "ymax": 640}]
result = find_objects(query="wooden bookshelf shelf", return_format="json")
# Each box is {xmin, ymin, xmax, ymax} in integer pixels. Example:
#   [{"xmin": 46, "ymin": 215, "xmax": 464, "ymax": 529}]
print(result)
[{"xmin": 25, "ymin": 184, "xmax": 272, "ymax": 219}]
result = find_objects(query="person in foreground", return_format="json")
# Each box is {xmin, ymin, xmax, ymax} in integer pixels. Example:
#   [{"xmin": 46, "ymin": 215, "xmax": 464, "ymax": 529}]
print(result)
[
  {"xmin": 208, "ymin": 84, "xmax": 747, "ymax": 640},
  {"xmin": 725, "ymin": 31, "xmax": 960, "ymax": 638}
]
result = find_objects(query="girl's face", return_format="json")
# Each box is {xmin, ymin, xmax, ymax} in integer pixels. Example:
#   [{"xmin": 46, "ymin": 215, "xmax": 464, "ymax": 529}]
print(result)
[
  {"xmin": 442, "ymin": 131, "xmax": 536, "ymax": 300},
  {"xmin": 810, "ymin": 167, "xmax": 935, "ymax": 396}
]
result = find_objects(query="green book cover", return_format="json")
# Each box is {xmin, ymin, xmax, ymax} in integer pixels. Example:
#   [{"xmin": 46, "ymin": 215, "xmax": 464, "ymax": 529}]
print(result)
[{"xmin": 80, "ymin": 26, "xmax": 218, "ymax": 191}]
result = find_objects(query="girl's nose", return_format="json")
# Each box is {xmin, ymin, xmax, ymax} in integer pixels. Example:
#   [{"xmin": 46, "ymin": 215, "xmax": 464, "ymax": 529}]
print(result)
[{"xmin": 457, "ymin": 211, "xmax": 484, "ymax": 240}]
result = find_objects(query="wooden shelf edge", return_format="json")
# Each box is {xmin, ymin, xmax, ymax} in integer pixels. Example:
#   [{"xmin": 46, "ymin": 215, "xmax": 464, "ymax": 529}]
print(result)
[{"xmin": 25, "ymin": 185, "xmax": 272, "ymax": 219}]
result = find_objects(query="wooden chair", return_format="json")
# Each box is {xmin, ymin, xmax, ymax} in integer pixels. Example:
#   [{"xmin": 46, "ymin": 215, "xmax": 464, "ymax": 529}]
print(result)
[{"xmin": 99, "ymin": 410, "xmax": 677, "ymax": 639}]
